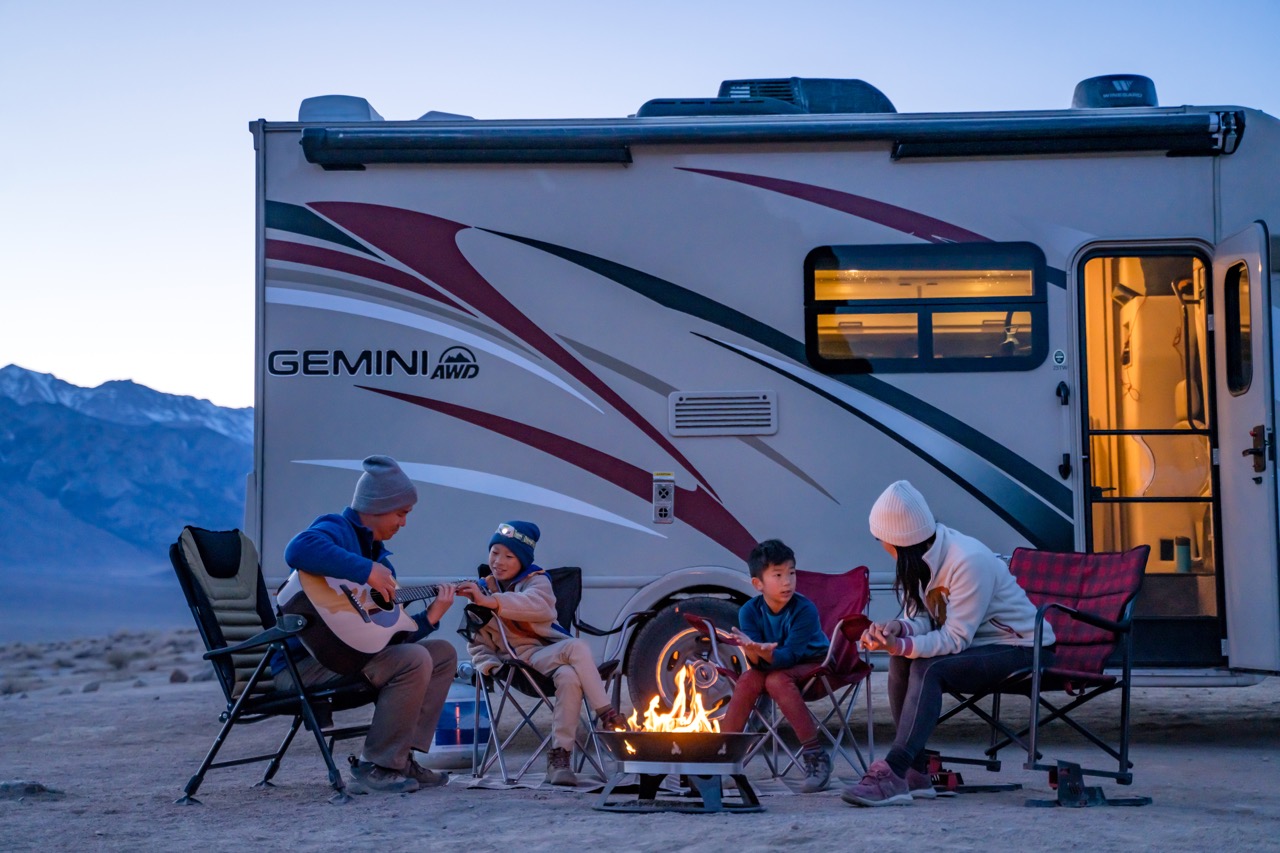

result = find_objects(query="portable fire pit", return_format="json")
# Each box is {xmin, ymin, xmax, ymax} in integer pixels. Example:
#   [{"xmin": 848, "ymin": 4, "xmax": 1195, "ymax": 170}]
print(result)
[{"xmin": 592, "ymin": 730, "xmax": 765, "ymax": 814}]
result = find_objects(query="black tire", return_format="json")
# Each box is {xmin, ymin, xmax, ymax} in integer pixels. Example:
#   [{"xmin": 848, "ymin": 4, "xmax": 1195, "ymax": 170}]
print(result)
[{"xmin": 625, "ymin": 597, "xmax": 744, "ymax": 719}]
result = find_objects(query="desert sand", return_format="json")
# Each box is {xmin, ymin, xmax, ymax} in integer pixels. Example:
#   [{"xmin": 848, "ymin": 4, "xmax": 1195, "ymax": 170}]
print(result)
[{"xmin": 2, "ymin": 628, "xmax": 1279, "ymax": 852}]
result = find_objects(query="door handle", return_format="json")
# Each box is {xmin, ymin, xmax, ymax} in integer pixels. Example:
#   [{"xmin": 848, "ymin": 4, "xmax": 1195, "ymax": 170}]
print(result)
[{"xmin": 1243, "ymin": 425, "xmax": 1267, "ymax": 474}]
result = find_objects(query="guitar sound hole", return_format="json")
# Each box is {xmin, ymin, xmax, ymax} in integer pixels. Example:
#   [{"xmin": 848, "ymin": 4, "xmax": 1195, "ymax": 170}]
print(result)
[{"xmin": 369, "ymin": 591, "xmax": 394, "ymax": 610}]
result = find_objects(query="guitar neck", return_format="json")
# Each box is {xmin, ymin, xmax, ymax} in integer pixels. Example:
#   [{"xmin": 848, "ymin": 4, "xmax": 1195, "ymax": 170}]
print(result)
[{"xmin": 393, "ymin": 581, "xmax": 461, "ymax": 605}]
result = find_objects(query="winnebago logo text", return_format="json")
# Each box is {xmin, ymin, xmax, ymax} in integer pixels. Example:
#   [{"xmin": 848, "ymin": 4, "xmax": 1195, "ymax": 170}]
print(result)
[{"xmin": 267, "ymin": 348, "xmax": 478, "ymax": 380}]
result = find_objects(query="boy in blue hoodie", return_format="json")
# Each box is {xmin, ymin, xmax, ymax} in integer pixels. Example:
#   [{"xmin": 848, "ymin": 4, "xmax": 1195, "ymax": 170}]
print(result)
[{"xmin": 721, "ymin": 539, "xmax": 832, "ymax": 792}]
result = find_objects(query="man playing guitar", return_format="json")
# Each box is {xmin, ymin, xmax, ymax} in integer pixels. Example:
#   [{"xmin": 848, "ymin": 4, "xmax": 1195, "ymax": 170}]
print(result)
[{"xmin": 271, "ymin": 455, "xmax": 458, "ymax": 795}]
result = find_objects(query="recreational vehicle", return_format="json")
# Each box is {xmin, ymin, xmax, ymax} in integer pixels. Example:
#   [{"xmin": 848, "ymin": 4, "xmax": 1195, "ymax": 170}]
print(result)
[{"xmin": 249, "ymin": 74, "xmax": 1278, "ymax": 711}]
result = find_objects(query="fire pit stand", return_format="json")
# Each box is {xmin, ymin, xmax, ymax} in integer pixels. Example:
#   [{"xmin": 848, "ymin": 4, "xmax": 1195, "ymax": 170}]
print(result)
[{"xmin": 592, "ymin": 731, "xmax": 765, "ymax": 814}]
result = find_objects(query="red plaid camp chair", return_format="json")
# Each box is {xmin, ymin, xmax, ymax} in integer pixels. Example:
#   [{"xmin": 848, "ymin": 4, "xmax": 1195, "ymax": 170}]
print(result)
[
  {"xmin": 689, "ymin": 566, "xmax": 875, "ymax": 780},
  {"xmin": 935, "ymin": 545, "xmax": 1151, "ymax": 806}
]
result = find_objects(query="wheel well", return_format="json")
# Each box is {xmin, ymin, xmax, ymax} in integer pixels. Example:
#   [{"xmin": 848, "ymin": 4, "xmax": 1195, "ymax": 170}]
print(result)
[{"xmin": 620, "ymin": 586, "xmax": 750, "ymax": 672}]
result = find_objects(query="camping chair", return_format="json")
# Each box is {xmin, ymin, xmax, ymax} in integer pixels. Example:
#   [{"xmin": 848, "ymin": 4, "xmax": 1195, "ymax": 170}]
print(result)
[
  {"xmin": 169, "ymin": 526, "xmax": 375, "ymax": 804},
  {"xmin": 688, "ymin": 566, "xmax": 875, "ymax": 781},
  {"xmin": 460, "ymin": 566, "xmax": 649, "ymax": 784},
  {"xmin": 933, "ymin": 545, "xmax": 1151, "ymax": 806}
]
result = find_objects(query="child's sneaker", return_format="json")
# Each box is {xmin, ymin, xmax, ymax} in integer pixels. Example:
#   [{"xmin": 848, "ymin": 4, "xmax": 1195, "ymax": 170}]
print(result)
[
  {"xmin": 798, "ymin": 747, "xmax": 832, "ymax": 793},
  {"xmin": 347, "ymin": 757, "xmax": 419, "ymax": 794},
  {"xmin": 546, "ymin": 747, "xmax": 578, "ymax": 786},
  {"xmin": 840, "ymin": 760, "xmax": 913, "ymax": 807},
  {"xmin": 597, "ymin": 707, "xmax": 632, "ymax": 732}
]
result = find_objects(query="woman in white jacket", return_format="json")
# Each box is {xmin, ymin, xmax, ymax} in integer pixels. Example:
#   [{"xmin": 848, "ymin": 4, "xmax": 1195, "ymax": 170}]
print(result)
[{"xmin": 842, "ymin": 480, "xmax": 1054, "ymax": 807}]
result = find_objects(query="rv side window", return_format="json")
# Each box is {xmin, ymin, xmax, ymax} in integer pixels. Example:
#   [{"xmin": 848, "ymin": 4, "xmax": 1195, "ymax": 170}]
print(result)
[
  {"xmin": 1223, "ymin": 261, "xmax": 1252, "ymax": 395},
  {"xmin": 804, "ymin": 242, "xmax": 1048, "ymax": 373}
]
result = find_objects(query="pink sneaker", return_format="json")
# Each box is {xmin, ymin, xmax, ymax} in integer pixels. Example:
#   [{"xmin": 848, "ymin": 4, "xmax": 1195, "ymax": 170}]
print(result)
[
  {"xmin": 906, "ymin": 767, "xmax": 943, "ymax": 799},
  {"xmin": 841, "ymin": 760, "xmax": 913, "ymax": 807}
]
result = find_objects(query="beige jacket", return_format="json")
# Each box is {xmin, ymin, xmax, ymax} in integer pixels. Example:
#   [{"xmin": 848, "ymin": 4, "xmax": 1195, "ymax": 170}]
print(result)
[{"xmin": 466, "ymin": 571, "xmax": 570, "ymax": 672}]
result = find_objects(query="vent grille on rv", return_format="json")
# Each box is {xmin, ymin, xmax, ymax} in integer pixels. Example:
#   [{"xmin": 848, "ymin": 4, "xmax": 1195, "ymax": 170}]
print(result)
[
  {"xmin": 721, "ymin": 80, "xmax": 798, "ymax": 104},
  {"xmin": 668, "ymin": 391, "xmax": 778, "ymax": 436}
]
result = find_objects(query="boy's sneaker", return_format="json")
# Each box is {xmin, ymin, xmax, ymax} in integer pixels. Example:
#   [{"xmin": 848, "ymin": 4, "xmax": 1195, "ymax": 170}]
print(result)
[
  {"xmin": 404, "ymin": 755, "xmax": 450, "ymax": 788},
  {"xmin": 546, "ymin": 747, "xmax": 578, "ymax": 786},
  {"xmin": 840, "ymin": 760, "xmax": 913, "ymax": 807},
  {"xmin": 347, "ymin": 757, "xmax": 419, "ymax": 795},
  {"xmin": 596, "ymin": 707, "xmax": 632, "ymax": 732},
  {"xmin": 798, "ymin": 747, "xmax": 832, "ymax": 793}
]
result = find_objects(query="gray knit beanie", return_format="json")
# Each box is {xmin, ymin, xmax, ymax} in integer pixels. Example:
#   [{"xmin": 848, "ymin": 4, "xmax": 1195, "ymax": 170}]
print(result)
[
  {"xmin": 868, "ymin": 480, "xmax": 937, "ymax": 546},
  {"xmin": 351, "ymin": 455, "xmax": 419, "ymax": 514}
]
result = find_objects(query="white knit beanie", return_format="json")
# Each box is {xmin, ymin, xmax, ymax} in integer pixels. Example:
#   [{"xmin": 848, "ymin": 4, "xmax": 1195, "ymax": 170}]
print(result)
[{"xmin": 868, "ymin": 480, "xmax": 937, "ymax": 546}]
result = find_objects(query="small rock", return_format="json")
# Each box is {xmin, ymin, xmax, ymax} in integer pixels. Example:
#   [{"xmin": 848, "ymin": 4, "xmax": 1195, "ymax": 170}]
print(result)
[
  {"xmin": 82, "ymin": 681, "xmax": 100, "ymax": 693},
  {"xmin": 0, "ymin": 780, "xmax": 64, "ymax": 800},
  {"xmin": 132, "ymin": 679, "xmax": 146, "ymax": 688},
  {"xmin": 58, "ymin": 688, "xmax": 72, "ymax": 696},
  {"xmin": 192, "ymin": 668, "xmax": 215, "ymax": 683},
  {"xmin": 169, "ymin": 669, "xmax": 189, "ymax": 683}
]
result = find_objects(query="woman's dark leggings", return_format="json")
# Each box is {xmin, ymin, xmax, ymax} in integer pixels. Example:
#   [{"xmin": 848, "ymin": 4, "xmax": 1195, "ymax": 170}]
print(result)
[{"xmin": 884, "ymin": 643, "xmax": 1033, "ymax": 777}]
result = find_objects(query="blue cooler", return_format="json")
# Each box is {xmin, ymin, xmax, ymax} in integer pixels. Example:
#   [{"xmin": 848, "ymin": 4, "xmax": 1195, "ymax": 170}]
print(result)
[{"xmin": 416, "ymin": 680, "xmax": 490, "ymax": 769}]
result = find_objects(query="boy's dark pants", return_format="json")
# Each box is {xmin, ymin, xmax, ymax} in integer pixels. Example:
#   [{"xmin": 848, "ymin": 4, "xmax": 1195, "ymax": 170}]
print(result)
[{"xmin": 722, "ymin": 661, "xmax": 824, "ymax": 743}]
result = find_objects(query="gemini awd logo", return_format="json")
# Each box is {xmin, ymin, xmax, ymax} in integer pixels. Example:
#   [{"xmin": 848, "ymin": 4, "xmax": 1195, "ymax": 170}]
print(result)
[{"xmin": 431, "ymin": 347, "xmax": 478, "ymax": 379}]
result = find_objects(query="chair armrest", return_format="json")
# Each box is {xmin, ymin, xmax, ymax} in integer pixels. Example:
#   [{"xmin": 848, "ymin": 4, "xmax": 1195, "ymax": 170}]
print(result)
[
  {"xmin": 202, "ymin": 614, "xmax": 307, "ymax": 660},
  {"xmin": 577, "ymin": 609, "xmax": 657, "ymax": 637},
  {"xmin": 1038, "ymin": 601, "xmax": 1128, "ymax": 636}
]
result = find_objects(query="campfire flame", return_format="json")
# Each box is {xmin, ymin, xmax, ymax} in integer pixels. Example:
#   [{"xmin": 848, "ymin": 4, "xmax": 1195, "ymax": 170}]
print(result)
[{"xmin": 625, "ymin": 665, "xmax": 721, "ymax": 733}]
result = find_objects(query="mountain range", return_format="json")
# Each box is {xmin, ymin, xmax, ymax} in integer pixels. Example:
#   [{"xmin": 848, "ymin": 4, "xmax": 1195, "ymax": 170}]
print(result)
[{"xmin": 0, "ymin": 364, "xmax": 252, "ymax": 640}]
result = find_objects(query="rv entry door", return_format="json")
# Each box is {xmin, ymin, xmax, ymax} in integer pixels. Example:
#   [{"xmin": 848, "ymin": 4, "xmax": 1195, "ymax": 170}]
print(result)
[{"xmin": 1213, "ymin": 223, "xmax": 1280, "ymax": 673}]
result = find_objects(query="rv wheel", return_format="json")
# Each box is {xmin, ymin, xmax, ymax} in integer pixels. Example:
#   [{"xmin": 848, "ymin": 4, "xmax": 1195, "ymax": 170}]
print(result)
[{"xmin": 624, "ymin": 597, "xmax": 743, "ymax": 718}]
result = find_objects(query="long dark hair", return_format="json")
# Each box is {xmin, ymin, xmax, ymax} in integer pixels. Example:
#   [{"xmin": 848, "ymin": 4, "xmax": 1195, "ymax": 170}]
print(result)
[{"xmin": 893, "ymin": 534, "xmax": 937, "ymax": 622}]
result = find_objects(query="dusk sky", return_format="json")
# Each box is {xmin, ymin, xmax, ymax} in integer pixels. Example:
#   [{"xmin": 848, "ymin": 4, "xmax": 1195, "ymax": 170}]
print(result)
[{"xmin": 3, "ymin": 0, "xmax": 1278, "ymax": 409}]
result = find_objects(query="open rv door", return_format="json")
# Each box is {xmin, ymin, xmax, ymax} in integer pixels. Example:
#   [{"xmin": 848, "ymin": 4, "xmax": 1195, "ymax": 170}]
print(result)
[{"xmin": 1213, "ymin": 223, "xmax": 1280, "ymax": 673}]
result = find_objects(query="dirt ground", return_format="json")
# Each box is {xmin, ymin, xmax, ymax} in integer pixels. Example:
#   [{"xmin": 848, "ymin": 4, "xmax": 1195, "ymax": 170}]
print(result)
[{"xmin": 2, "ymin": 629, "xmax": 1279, "ymax": 852}]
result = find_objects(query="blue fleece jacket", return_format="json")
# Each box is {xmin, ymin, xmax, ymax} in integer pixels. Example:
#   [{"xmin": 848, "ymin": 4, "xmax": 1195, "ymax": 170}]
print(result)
[
  {"xmin": 271, "ymin": 507, "xmax": 436, "ymax": 674},
  {"xmin": 736, "ymin": 592, "xmax": 829, "ymax": 671}
]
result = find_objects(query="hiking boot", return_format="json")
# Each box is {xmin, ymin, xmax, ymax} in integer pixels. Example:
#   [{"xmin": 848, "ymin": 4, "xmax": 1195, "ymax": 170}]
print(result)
[
  {"xmin": 798, "ymin": 747, "xmax": 832, "ymax": 793},
  {"xmin": 404, "ymin": 755, "xmax": 450, "ymax": 788},
  {"xmin": 841, "ymin": 760, "xmax": 912, "ymax": 807},
  {"xmin": 596, "ymin": 707, "xmax": 632, "ymax": 732},
  {"xmin": 347, "ymin": 757, "xmax": 419, "ymax": 795},
  {"xmin": 546, "ymin": 747, "xmax": 577, "ymax": 786}
]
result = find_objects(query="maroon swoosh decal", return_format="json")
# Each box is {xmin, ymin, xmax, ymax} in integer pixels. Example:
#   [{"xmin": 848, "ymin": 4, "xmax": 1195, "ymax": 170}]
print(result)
[
  {"xmin": 360, "ymin": 386, "xmax": 755, "ymax": 558},
  {"xmin": 311, "ymin": 201, "xmax": 717, "ymax": 497},
  {"xmin": 677, "ymin": 168, "xmax": 991, "ymax": 244},
  {"xmin": 265, "ymin": 239, "xmax": 473, "ymax": 315}
]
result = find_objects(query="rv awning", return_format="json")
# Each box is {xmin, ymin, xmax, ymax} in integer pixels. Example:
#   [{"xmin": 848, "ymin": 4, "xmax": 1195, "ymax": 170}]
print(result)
[{"xmin": 297, "ymin": 110, "xmax": 1244, "ymax": 169}]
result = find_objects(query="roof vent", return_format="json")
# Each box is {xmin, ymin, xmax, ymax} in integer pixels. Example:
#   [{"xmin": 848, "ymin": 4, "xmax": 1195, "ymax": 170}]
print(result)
[
  {"xmin": 1072, "ymin": 74, "xmax": 1158, "ymax": 108},
  {"xmin": 637, "ymin": 97, "xmax": 802, "ymax": 117},
  {"xmin": 298, "ymin": 95, "xmax": 384, "ymax": 122},
  {"xmin": 719, "ymin": 77, "xmax": 896, "ymax": 114}
]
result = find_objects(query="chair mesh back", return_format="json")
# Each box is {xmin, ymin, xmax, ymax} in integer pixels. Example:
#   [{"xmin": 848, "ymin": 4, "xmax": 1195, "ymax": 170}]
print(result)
[
  {"xmin": 545, "ymin": 568, "xmax": 583, "ymax": 632},
  {"xmin": 172, "ymin": 527, "xmax": 276, "ymax": 699},
  {"xmin": 1007, "ymin": 545, "xmax": 1149, "ymax": 676}
]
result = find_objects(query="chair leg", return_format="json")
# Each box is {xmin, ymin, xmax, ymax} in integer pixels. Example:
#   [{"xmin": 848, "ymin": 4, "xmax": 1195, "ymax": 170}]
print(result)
[
  {"xmin": 256, "ymin": 716, "xmax": 304, "ymax": 787},
  {"xmin": 176, "ymin": 654, "xmax": 275, "ymax": 804}
]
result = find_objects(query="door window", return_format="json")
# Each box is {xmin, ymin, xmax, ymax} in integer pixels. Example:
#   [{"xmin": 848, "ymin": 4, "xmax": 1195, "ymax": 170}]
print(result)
[{"xmin": 1223, "ymin": 261, "xmax": 1252, "ymax": 395}]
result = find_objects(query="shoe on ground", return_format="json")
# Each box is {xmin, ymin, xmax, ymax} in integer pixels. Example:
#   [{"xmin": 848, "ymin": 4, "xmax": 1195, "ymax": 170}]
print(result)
[
  {"xmin": 798, "ymin": 747, "xmax": 832, "ymax": 793},
  {"xmin": 404, "ymin": 755, "xmax": 449, "ymax": 788},
  {"xmin": 841, "ymin": 760, "xmax": 913, "ymax": 807},
  {"xmin": 905, "ymin": 766, "xmax": 955, "ymax": 799},
  {"xmin": 546, "ymin": 747, "xmax": 578, "ymax": 786},
  {"xmin": 347, "ymin": 757, "xmax": 419, "ymax": 794}
]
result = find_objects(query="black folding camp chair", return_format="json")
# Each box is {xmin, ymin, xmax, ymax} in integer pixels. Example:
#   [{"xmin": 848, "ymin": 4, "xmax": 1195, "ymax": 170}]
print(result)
[
  {"xmin": 459, "ymin": 566, "xmax": 649, "ymax": 784},
  {"xmin": 169, "ymin": 526, "xmax": 375, "ymax": 803}
]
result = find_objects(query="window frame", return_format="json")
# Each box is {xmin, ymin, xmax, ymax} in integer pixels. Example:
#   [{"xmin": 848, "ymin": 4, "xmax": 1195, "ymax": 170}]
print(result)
[{"xmin": 804, "ymin": 242, "xmax": 1049, "ymax": 374}]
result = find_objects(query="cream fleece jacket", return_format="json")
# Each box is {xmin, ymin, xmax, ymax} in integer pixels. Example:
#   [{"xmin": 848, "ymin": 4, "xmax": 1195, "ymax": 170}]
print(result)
[
  {"xmin": 466, "ymin": 571, "xmax": 571, "ymax": 672},
  {"xmin": 895, "ymin": 524, "xmax": 1054, "ymax": 658}
]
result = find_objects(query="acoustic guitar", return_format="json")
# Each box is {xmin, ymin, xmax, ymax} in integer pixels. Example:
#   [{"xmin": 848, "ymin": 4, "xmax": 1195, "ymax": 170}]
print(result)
[{"xmin": 277, "ymin": 571, "xmax": 466, "ymax": 675}]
